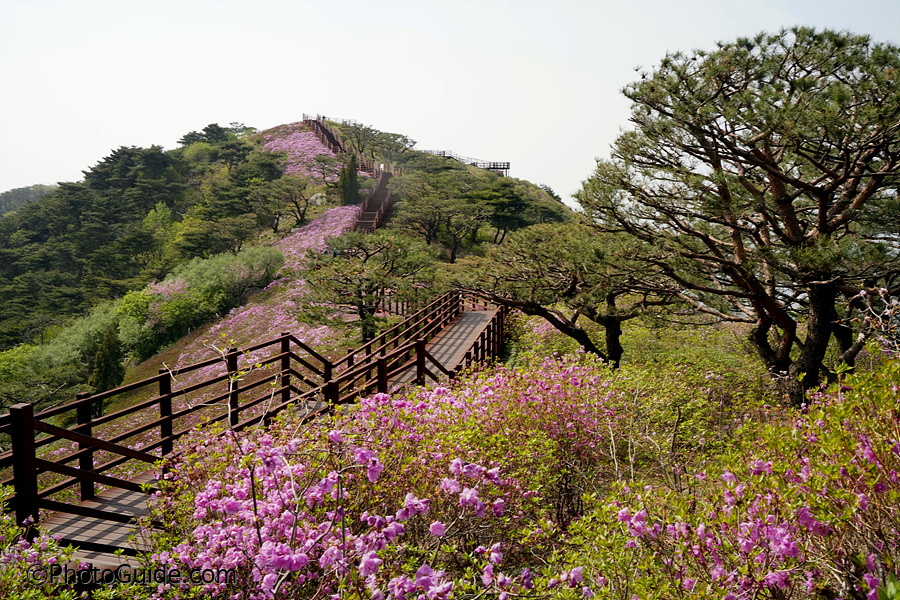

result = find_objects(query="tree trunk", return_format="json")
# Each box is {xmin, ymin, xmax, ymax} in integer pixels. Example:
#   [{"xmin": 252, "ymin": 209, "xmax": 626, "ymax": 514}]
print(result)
[
  {"xmin": 517, "ymin": 305, "xmax": 609, "ymax": 362},
  {"xmin": 832, "ymin": 311, "xmax": 859, "ymax": 373},
  {"xmin": 780, "ymin": 284, "xmax": 838, "ymax": 407},
  {"xmin": 358, "ymin": 306, "xmax": 378, "ymax": 343},
  {"xmin": 604, "ymin": 318, "xmax": 624, "ymax": 369}
]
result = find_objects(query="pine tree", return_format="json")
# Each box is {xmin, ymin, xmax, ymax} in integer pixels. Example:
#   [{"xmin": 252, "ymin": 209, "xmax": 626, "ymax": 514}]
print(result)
[
  {"xmin": 577, "ymin": 28, "xmax": 900, "ymax": 406},
  {"xmin": 337, "ymin": 154, "xmax": 360, "ymax": 206},
  {"xmin": 87, "ymin": 326, "xmax": 125, "ymax": 417}
]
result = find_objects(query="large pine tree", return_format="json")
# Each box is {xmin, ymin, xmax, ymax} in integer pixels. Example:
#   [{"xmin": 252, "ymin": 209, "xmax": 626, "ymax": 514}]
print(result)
[{"xmin": 577, "ymin": 28, "xmax": 900, "ymax": 405}]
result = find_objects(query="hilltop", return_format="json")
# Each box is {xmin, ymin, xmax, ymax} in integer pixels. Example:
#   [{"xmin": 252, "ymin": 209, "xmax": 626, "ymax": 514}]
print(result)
[{"xmin": 0, "ymin": 118, "xmax": 572, "ymax": 415}]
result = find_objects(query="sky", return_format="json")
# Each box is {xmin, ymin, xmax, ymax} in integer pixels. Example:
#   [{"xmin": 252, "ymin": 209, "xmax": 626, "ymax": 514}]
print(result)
[{"xmin": 1, "ymin": 0, "xmax": 898, "ymax": 205}]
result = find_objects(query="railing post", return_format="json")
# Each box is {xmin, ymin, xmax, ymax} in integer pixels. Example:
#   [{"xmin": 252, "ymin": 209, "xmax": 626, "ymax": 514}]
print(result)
[
  {"xmin": 76, "ymin": 392, "xmax": 95, "ymax": 500},
  {"xmin": 377, "ymin": 358, "xmax": 388, "ymax": 393},
  {"xmin": 226, "ymin": 348, "xmax": 240, "ymax": 428},
  {"xmin": 325, "ymin": 380, "xmax": 339, "ymax": 404},
  {"xmin": 416, "ymin": 339, "xmax": 426, "ymax": 386},
  {"xmin": 497, "ymin": 312, "xmax": 504, "ymax": 357},
  {"xmin": 492, "ymin": 319, "xmax": 499, "ymax": 358},
  {"xmin": 159, "ymin": 369, "xmax": 173, "ymax": 456},
  {"xmin": 281, "ymin": 333, "xmax": 291, "ymax": 407},
  {"xmin": 9, "ymin": 403, "xmax": 39, "ymax": 536},
  {"xmin": 323, "ymin": 359, "xmax": 333, "ymax": 383}
]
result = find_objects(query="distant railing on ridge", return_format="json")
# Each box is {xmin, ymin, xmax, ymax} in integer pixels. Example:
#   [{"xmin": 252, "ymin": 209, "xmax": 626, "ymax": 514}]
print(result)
[
  {"xmin": 302, "ymin": 114, "xmax": 402, "ymax": 179},
  {"xmin": 420, "ymin": 149, "xmax": 510, "ymax": 176}
]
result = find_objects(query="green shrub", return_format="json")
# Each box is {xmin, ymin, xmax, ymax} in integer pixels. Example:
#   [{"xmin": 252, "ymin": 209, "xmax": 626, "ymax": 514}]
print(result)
[{"xmin": 550, "ymin": 353, "xmax": 899, "ymax": 599}]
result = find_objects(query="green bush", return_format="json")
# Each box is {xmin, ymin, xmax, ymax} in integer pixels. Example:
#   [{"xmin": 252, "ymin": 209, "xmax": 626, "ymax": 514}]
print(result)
[
  {"xmin": 0, "ymin": 301, "xmax": 120, "ymax": 413},
  {"xmin": 116, "ymin": 246, "xmax": 284, "ymax": 361},
  {"xmin": 549, "ymin": 353, "xmax": 899, "ymax": 599}
]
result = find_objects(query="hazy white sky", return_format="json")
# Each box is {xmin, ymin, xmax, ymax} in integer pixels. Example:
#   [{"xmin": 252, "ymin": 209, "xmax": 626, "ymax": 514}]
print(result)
[{"xmin": 1, "ymin": 0, "xmax": 898, "ymax": 203}]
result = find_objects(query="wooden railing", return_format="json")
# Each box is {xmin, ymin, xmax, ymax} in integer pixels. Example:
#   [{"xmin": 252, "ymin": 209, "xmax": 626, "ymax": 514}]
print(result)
[
  {"xmin": 0, "ymin": 331, "xmax": 333, "ymax": 554},
  {"xmin": 0, "ymin": 291, "xmax": 501, "ymax": 555},
  {"xmin": 420, "ymin": 149, "xmax": 510, "ymax": 176},
  {"xmin": 355, "ymin": 172, "xmax": 394, "ymax": 233},
  {"xmin": 302, "ymin": 114, "xmax": 402, "ymax": 178},
  {"xmin": 414, "ymin": 300, "xmax": 507, "ymax": 386},
  {"xmin": 328, "ymin": 292, "xmax": 461, "ymax": 396}
]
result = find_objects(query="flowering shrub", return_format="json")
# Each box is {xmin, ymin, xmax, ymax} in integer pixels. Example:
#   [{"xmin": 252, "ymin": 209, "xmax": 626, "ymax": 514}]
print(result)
[
  {"xmin": 552, "ymin": 353, "xmax": 900, "ymax": 600},
  {"xmin": 135, "ymin": 349, "xmax": 761, "ymax": 599},
  {"xmin": 140, "ymin": 416, "xmax": 544, "ymax": 599},
  {"xmin": 0, "ymin": 486, "xmax": 78, "ymax": 599},
  {"xmin": 117, "ymin": 247, "xmax": 285, "ymax": 361}
]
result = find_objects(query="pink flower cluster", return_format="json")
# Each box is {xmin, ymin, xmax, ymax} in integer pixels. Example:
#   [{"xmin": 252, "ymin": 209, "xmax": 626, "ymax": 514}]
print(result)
[
  {"xmin": 600, "ymin": 358, "xmax": 899, "ymax": 600},
  {"xmin": 145, "ymin": 278, "xmax": 190, "ymax": 327},
  {"xmin": 258, "ymin": 122, "xmax": 338, "ymax": 180},
  {"xmin": 147, "ymin": 428, "xmax": 506, "ymax": 599}
]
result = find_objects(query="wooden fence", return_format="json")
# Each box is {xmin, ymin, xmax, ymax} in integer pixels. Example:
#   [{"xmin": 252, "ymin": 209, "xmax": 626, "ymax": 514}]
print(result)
[
  {"xmin": 301, "ymin": 114, "xmax": 402, "ymax": 178},
  {"xmin": 0, "ymin": 291, "xmax": 504, "ymax": 554}
]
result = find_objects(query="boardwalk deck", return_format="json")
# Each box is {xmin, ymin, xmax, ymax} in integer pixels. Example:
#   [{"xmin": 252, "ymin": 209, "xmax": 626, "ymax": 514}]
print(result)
[
  {"xmin": 391, "ymin": 309, "xmax": 497, "ymax": 386},
  {"xmin": 40, "ymin": 472, "xmax": 156, "ymax": 569},
  {"xmin": 22, "ymin": 308, "xmax": 500, "ymax": 571}
]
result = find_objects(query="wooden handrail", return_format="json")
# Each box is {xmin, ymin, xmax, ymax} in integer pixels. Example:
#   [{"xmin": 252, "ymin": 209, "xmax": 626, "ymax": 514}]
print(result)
[{"xmin": 2, "ymin": 291, "xmax": 506, "ymax": 557}]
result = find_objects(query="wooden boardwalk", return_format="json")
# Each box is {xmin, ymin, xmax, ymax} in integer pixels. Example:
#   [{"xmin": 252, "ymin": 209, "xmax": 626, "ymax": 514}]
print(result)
[
  {"xmin": 40, "ymin": 472, "xmax": 156, "ymax": 569},
  {"xmin": 391, "ymin": 309, "xmax": 497, "ymax": 386},
  {"xmin": 24, "ymin": 307, "xmax": 501, "ymax": 569}
]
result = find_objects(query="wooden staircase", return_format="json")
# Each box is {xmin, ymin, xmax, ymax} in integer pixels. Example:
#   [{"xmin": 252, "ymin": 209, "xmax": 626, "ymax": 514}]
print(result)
[
  {"xmin": 355, "ymin": 173, "xmax": 393, "ymax": 232},
  {"xmin": 301, "ymin": 114, "xmax": 397, "ymax": 233}
]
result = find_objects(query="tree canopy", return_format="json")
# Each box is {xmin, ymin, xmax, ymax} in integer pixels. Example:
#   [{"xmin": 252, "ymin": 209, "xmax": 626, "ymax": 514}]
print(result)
[
  {"xmin": 577, "ymin": 27, "xmax": 900, "ymax": 404},
  {"xmin": 456, "ymin": 222, "xmax": 677, "ymax": 367},
  {"xmin": 390, "ymin": 154, "xmax": 570, "ymax": 262},
  {"xmin": 336, "ymin": 122, "xmax": 416, "ymax": 165},
  {"xmin": 301, "ymin": 230, "xmax": 436, "ymax": 342}
]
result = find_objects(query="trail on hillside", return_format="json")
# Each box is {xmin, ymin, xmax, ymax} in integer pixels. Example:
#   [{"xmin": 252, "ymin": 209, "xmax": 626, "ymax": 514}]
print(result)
[{"xmin": 173, "ymin": 206, "xmax": 359, "ymax": 372}]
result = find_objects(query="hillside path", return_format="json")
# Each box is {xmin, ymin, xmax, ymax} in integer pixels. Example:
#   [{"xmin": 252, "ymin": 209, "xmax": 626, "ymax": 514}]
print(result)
[
  {"xmin": 34, "ymin": 312, "xmax": 494, "ymax": 569},
  {"xmin": 391, "ymin": 309, "xmax": 497, "ymax": 387}
]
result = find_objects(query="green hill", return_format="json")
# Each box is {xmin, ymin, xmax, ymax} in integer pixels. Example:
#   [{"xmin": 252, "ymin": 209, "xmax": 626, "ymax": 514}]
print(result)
[{"xmin": 0, "ymin": 118, "xmax": 574, "ymax": 415}]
